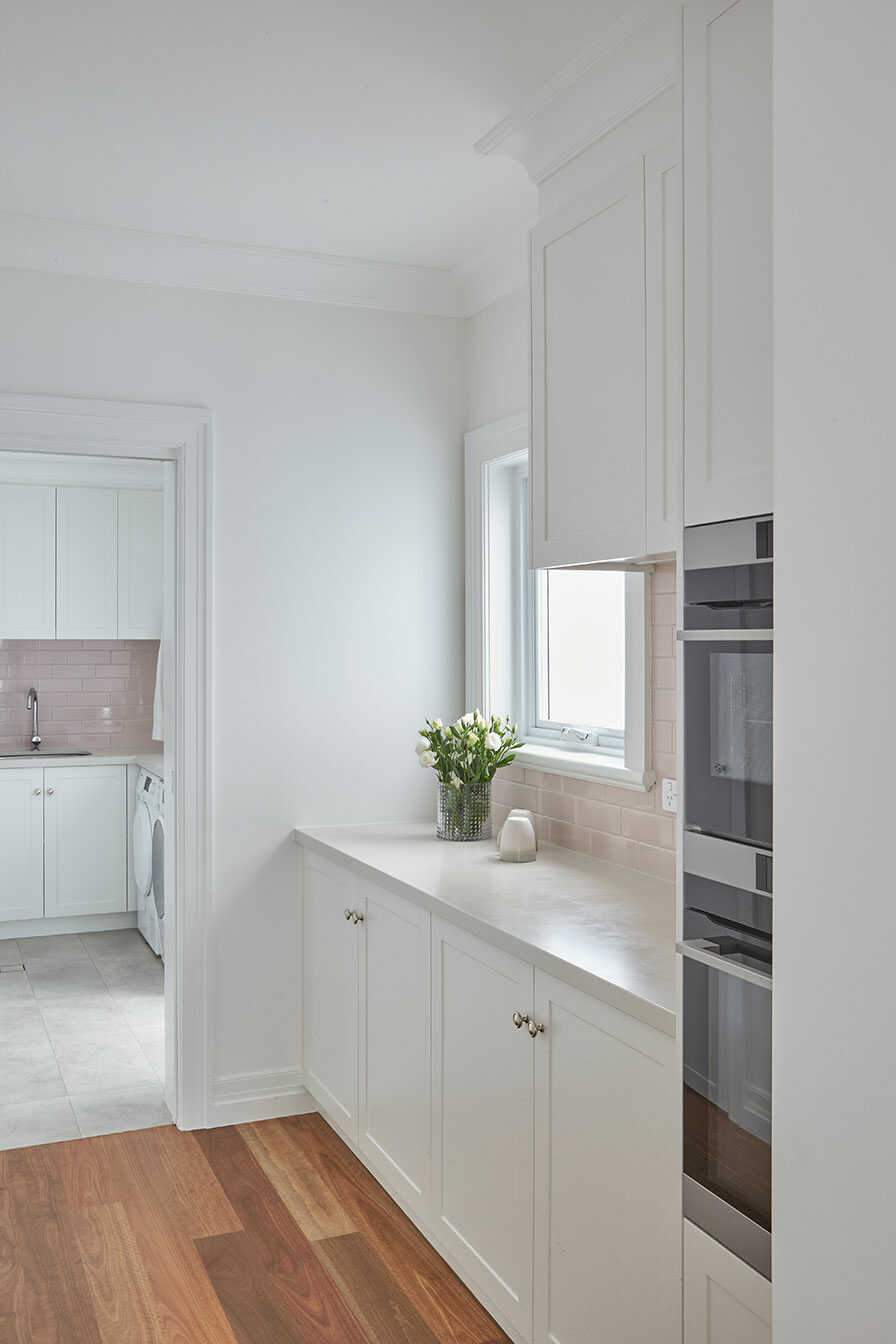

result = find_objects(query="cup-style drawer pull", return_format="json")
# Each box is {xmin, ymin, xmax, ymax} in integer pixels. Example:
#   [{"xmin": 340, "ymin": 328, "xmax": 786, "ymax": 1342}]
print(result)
[{"xmin": 527, "ymin": 1019, "xmax": 545, "ymax": 1037}]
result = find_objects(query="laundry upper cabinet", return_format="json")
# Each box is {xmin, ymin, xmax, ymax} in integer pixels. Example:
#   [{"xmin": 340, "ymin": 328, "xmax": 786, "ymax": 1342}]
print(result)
[
  {"xmin": 530, "ymin": 147, "xmax": 682, "ymax": 568},
  {"xmin": 683, "ymin": 0, "xmax": 773, "ymax": 525},
  {"xmin": 118, "ymin": 489, "xmax": 163, "ymax": 639},
  {"xmin": 0, "ymin": 484, "xmax": 56, "ymax": 639},
  {"xmin": 56, "ymin": 487, "xmax": 119, "ymax": 639}
]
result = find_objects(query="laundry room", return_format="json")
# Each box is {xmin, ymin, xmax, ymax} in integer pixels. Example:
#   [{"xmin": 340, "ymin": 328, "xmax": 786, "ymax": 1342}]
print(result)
[{"xmin": 0, "ymin": 449, "xmax": 171, "ymax": 1147}]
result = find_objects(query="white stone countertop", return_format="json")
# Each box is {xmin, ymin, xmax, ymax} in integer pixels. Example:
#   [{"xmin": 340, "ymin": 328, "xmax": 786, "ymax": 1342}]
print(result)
[
  {"xmin": 294, "ymin": 821, "xmax": 678, "ymax": 1036},
  {"xmin": 0, "ymin": 748, "xmax": 164, "ymax": 775}
]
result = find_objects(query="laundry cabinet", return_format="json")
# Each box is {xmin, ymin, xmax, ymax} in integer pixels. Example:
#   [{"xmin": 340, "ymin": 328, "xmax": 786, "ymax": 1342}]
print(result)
[
  {"xmin": 0, "ymin": 484, "xmax": 56, "ymax": 639},
  {"xmin": 684, "ymin": 1220, "xmax": 771, "ymax": 1343},
  {"xmin": 57, "ymin": 486, "xmax": 163, "ymax": 639},
  {"xmin": 0, "ymin": 765, "xmax": 128, "ymax": 924}
]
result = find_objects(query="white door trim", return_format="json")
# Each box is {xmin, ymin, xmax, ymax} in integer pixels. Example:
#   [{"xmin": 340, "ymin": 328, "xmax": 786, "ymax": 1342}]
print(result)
[{"xmin": 0, "ymin": 392, "xmax": 213, "ymax": 1130}]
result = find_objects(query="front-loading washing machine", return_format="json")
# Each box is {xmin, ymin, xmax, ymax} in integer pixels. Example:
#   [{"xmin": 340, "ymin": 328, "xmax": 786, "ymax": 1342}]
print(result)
[{"xmin": 133, "ymin": 766, "xmax": 165, "ymax": 958}]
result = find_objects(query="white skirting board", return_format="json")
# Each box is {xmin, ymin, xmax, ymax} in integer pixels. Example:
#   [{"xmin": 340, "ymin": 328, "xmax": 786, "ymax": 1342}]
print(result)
[
  {"xmin": 0, "ymin": 910, "xmax": 138, "ymax": 940},
  {"xmin": 206, "ymin": 1068, "xmax": 318, "ymax": 1128}
]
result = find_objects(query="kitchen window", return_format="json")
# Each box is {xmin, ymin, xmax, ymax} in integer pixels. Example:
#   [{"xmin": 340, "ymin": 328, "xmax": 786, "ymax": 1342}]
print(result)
[{"xmin": 465, "ymin": 414, "xmax": 652, "ymax": 789}]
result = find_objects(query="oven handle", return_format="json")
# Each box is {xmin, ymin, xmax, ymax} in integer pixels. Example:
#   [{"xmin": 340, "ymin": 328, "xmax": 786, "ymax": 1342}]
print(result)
[
  {"xmin": 676, "ymin": 938, "xmax": 772, "ymax": 992},
  {"xmin": 677, "ymin": 629, "xmax": 774, "ymax": 642}
]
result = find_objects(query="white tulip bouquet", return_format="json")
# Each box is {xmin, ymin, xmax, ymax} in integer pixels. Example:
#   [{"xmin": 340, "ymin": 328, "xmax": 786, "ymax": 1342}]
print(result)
[{"xmin": 415, "ymin": 711, "xmax": 523, "ymax": 786}]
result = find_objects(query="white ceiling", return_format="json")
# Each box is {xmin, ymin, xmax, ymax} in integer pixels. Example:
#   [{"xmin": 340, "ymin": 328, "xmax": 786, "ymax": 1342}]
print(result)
[{"xmin": 1, "ymin": 0, "xmax": 632, "ymax": 273}]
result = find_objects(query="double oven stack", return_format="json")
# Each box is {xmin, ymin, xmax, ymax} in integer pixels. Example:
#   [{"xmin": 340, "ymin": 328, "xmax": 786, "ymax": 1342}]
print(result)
[{"xmin": 678, "ymin": 516, "xmax": 773, "ymax": 1281}]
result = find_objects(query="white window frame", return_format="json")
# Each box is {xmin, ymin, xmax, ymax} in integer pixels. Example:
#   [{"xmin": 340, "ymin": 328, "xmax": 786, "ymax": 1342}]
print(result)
[{"xmin": 465, "ymin": 413, "xmax": 654, "ymax": 792}]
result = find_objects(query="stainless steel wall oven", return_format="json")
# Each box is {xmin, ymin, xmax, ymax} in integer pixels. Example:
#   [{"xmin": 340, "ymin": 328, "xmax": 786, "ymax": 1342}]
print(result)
[{"xmin": 679, "ymin": 516, "xmax": 773, "ymax": 1281}]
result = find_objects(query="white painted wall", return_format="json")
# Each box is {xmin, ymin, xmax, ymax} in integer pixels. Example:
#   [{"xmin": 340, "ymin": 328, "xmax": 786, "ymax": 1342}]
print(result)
[
  {"xmin": 773, "ymin": 3, "xmax": 896, "ymax": 1338},
  {"xmin": 0, "ymin": 266, "xmax": 464, "ymax": 1098},
  {"xmin": 464, "ymin": 289, "xmax": 529, "ymax": 431}
]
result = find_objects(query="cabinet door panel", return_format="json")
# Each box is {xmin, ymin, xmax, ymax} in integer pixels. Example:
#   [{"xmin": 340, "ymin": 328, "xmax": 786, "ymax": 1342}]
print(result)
[
  {"xmin": 534, "ymin": 970, "xmax": 680, "ymax": 1344},
  {"xmin": 684, "ymin": 0, "xmax": 772, "ymax": 524},
  {"xmin": 56, "ymin": 487, "xmax": 118, "ymax": 638},
  {"xmin": 531, "ymin": 160, "xmax": 647, "ymax": 567},
  {"xmin": 646, "ymin": 146, "xmax": 683, "ymax": 555},
  {"xmin": 44, "ymin": 767, "xmax": 127, "ymax": 917},
  {"xmin": 358, "ymin": 879, "xmax": 430, "ymax": 1216},
  {"xmin": 684, "ymin": 1220, "xmax": 771, "ymax": 1343},
  {"xmin": 0, "ymin": 485, "xmax": 56, "ymax": 639},
  {"xmin": 432, "ymin": 919, "xmax": 534, "ymax": 1339},
  {"xmin": 303, "ymin": 856, "xmax": 358, "ymax": 1142},
  {"xmin": 0, "ymin": 769, "xmax": 44, "ymax": 922},
  {"xmin": 118, "ymin": 489, "xmax": 163, "ymax": 639}
]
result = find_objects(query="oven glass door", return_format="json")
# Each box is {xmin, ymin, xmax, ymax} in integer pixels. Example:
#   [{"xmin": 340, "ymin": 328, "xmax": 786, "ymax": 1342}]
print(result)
[
  {"xmin": 684, "ymin": 640, "xmax": 773, "ymax": 849},
  {"xmin": 683, "ymin": 954, "xmax": 771, "ymax": 1234}
]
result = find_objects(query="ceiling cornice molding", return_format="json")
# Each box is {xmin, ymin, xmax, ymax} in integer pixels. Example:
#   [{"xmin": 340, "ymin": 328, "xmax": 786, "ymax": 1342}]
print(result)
[
  {"xmin": 0, "ymin": 212, "xmax": 462, "ymax": 318},
  {"xmin": 475, "ymin": 0, "xmax": 682, "ymax": 185}
]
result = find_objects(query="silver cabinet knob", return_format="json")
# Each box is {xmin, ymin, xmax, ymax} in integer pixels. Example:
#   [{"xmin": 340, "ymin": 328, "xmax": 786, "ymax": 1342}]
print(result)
[
  {"xmin": 527, "ymin": 1019, "xmax": 545, "ymax": 1038},
  {"xmin": 46, "ymin": 787, "xmax": 55, "ymax": 796},
  {"xmin": 352, "ymin": 911, "xmax": 364, "ymax": 924},
  {"xmin": 33, "ymin": 788, "xmax": 41, "ymax": 796},
  {"xmin": 512, "ymin": 1011, "xmax": 526, "ymax": 1029},
  {"xmin": 344, "ymin": 908, "xmax": 352, "ymax": 921}
]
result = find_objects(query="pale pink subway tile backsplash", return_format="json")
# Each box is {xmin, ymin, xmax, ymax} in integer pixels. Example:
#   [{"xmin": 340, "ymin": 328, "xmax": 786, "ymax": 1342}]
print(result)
[
  {"xmin": 493, "ymin": 561, "xmax": 678, "ymax": 882},
  {"xmin": 0, "ymin": 639, "xmax": 160, "ymax": 752}
]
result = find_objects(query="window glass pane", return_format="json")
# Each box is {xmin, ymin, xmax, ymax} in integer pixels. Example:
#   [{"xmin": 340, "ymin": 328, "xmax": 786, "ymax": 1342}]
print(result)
[{"xmin": 536, "ymin": 570, "xmax": 625, "ymax": 731}]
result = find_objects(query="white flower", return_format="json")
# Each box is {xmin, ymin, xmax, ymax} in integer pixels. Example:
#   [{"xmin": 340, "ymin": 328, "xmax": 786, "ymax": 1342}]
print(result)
[
  {"xmin": 460, "ymin": 712, "xmax": 475, "ymax": 726},
  {"xmin": 474, "ymin": 709, "xmax": 484, "ymax": 725},
  {"xmin": 484, "ymin": 731, "xmax": 502, "ymax": 751},
  {"xmin": 415, "ymin": 737, "xmax": 429, "ymax": 755},
  {"xmin": 432, "ymin": 717, "xmax": 443, "ymax": 729},
  {"xmin": 418, "ymin": 750, "xmax": 436, "ymax": 768}
]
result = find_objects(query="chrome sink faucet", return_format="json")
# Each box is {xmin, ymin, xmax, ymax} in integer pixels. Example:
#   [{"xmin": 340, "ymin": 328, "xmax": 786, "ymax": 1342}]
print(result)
[{"xmin": 26, "ymin": 688, "xmax": 40, "ymax": 750}]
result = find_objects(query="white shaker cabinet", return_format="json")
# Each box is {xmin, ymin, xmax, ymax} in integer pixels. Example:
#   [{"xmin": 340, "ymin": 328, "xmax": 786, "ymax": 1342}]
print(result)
[
  {"xmin": 118, "ymin": 489, "xmax": 163, "ymax": 639},
  {"xmin": 303, "ymin": 856, "xmax": 360, "ymax": 1143},
  {"xmin": 43, "ymin": 766, "xmax": 128, "ymax": 918},
  {"xmin": 683, "ymin": 0, "xmax": 773, "ymax": 525},
  {"xmin": 533, "ymin": 970, "xmax": 681, "ymax": 1344},
  {"xmin": 530, "ymin": 161, "xmax": 647, "ymax": 568},
  {"xmin": 0, "ymin": 769, "xmax": 45, "ymax": 922},
  {"xmin": 358, "ymin": 877, "xmax": 431, "ymax": 1219},
  {"xmin": 0, "ymin": 484, "xmax": 56, "ymax": 639},
  {"xmin": 431, "ymin": 918, "xmax": 535, "ymax": 1341},
  {"xmin": 56, "ymin": 487, "xmax": 118, "ymax": 639},
  {"xmin": 684, "ymin": 1220, "xmax": 771, "ymax": 1344}
]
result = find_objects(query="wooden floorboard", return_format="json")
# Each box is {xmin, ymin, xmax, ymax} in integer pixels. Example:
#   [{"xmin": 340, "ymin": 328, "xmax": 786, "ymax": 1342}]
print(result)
[{"xmin": 0, "ymin": 1117, "xmax": 510, "ymax": 1344}]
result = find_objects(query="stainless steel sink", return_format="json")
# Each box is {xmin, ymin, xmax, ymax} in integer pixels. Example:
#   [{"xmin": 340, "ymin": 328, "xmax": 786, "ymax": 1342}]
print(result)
[{"xmin": 0, "ymin": 749, "xmax": 92, "ymax": 758}]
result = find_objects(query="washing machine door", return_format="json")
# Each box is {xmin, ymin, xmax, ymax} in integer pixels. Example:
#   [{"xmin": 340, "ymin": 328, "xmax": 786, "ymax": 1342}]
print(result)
[
  {"xmin": 151, "ymin": 819, "xmax": 165, "ymax": 921},
  {"xmin": 133, "ymin": 802, "xmax": 153, "ymax": 899}
]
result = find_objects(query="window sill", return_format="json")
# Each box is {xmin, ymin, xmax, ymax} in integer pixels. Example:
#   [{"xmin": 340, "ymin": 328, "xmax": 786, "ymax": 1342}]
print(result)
[{"xmin": 514, "ymin": 742, "xmax": 655, "ymax": 793}]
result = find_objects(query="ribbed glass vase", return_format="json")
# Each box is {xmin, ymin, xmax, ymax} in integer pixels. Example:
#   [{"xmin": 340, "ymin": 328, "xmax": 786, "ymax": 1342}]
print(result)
[{"xmin": 436, "ymin": 781, "xmax": 491, "ymax": 841}]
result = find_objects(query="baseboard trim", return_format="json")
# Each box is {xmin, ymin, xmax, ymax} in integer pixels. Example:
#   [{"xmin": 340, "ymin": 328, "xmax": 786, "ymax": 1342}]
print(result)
[
  {"xmin": 0, "ymin": 911, "xmax": 138, "ymax": 940},
  {"xmin": 206, "ymin": 1068, "xmax": 318, "ymax": 1128}
]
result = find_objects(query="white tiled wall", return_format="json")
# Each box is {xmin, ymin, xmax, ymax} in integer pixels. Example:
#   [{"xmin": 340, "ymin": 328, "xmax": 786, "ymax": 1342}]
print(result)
[
  {"xmin": 0, "ymin": 640, "xmax": 159, "ymax": 752},
  {"xmin": 492, "ymin": 561, "xmax": 678, "ymax": 881}
]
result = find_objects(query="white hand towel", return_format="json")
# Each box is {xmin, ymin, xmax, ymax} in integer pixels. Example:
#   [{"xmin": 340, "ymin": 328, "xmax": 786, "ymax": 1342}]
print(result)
[{"xmin": 152, "ymin": 641, "xmax": 164, "ymax": 742}]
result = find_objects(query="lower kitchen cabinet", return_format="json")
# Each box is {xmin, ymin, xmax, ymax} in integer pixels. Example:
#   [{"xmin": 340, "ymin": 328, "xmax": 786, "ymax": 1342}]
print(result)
[
  {"xmin": 684, "ymin": 1220, "xmax": 771, "ymax": 1344},
  {"xmin": 431, "ymin": 918, "xmax": 535, "ymax": 1340},
  {"xmin": 0, "ymin": 769, "xmax": 45, "ymax": 921},
  {"xmin": 44, "ymin": 767, "xmax": 127, "ymax": 918},
  {"xmin": 358, "ymin": 876, "xmax": 430, "ymax": 1217},
  {"xmin": 533, "ymin": 970, "xmax": 680, "ymax": 1343},
  {"xmin": 303, "ymin": 855, "xmax": 359, "ymax": 1142}
]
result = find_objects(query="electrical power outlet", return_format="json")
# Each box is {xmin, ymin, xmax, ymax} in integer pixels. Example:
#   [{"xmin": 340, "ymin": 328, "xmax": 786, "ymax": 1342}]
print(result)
[{"xmin": 661, "ymin": 778, "xmax": 678, "ymax": 813}]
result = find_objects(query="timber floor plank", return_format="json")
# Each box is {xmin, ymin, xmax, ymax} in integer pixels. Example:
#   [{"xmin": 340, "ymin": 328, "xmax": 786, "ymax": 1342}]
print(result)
[{"xmin": 0, "ymin": 1116, "xmax": 510, "ymax": 1344}]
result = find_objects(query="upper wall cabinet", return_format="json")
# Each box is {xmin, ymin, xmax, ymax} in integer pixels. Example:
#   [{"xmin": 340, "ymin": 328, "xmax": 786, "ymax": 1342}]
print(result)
[
  {"xmin": 683, "ymin": 0, "xmax": 773, "ymax": 525},
  {"xmin": 0, "ymin": 484, "xmax": 56, "ymax": 639},
  {"xmin": 118, "ymin": 489, "xmax": 163, "ymax": 640},
  {"xmin": 56, "ymin": 487, "xmax": 119, "ymax": 639}
]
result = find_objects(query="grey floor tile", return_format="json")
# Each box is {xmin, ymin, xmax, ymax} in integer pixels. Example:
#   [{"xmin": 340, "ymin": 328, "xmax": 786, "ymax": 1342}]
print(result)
[
  {"xmin": 0, "ymin": 968, "xmax": 37, "ymax": 1012},
  {"xmin": 80, "ymin": 929, "xmax": 148, "ymax": 963},
  {"xmin": 0, "ymin": 938, "xmax": 21, "ymax": 968},
  {"xmin": 0, "ymin": 1097, "xmax": 80, "ymax": 1151},
  {"xmin": 18, "ymin": 934, "xmax": 92, "ymax": 967},
  {"xmin": 0, "ymin": 1028, "xmax": 67, "ymax": 1105},
  {"xmin": 70, "ymin": 1083, "xmax": 170, "ymax": 1138},
  {"xmin": 38, "ymin": 998, "xmax": 124, "ymax": 1041},
  {"xmin": 54, "ymin": 1030, "xmax": 158, "ymax": 1094},
  {"xmin": 97, "ymin": 959, "xmax": 163, "ymax": 993},
  {"xmin": 27, "ymin": 962, "xmax": 110, "ymax": 1003}
]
